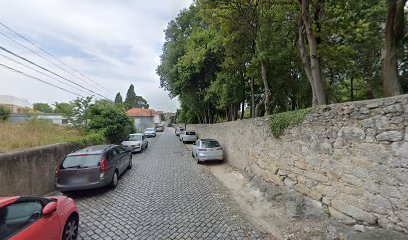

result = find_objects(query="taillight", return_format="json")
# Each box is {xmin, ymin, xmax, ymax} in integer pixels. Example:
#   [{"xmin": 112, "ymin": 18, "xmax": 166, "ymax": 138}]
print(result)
[
  {"xmin": 100, "ymin": 159, "xmax": 108, "ymax": 173},
  {"xmin": 55, "ymin": 166, "xmax": 60, "ymax": 177},
  {"xmin": 216, "ymin": 147, "xmax": 223, "ymax": 150},
  {"xmin": 198, "ymin": 148, "xmax": 207, "ymax": 151}
]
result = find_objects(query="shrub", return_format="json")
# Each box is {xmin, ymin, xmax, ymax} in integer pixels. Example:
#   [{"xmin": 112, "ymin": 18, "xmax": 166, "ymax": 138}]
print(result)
[
  {"xmin": 0, "ymin": 106, "xmax": 10, "ymax": 121},
  {"xmin": 269, "ymin": 108, "xmax": 312, "ymax": 138},
  {"xmin": 70, "ymin": 131, "xmax": 107, "ymax": 147},
  {"xmin": 88, "ymin": 101, "xmax": 135, "ymax": 143}
]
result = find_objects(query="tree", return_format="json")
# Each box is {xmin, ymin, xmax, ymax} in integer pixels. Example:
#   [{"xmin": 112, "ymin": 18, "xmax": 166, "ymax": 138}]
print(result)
[
  {"xmin": 33, "ymin": 103, "xmax": 53, "ymax": 113},
  {"xmin": 160, "ymin": 113, "xmax": 166, "ymax": 122},
  {"xmin": 124, "ymin": 84, "xmax": 149, "ymax": 110},
  {"xmin": 383, "ymin": 0, "xmax": 407, "ymax": 96},
  {"xmin": 88, "ymin": 101, "xmax": 135, "ymax": 143},
  {"xmin": 71, "ymin": 96, "xmax": 93, "ymax": 127},
  {"xmin": 0, "ymin": 106, "xmax": 10, "ymax": 121},
  {"xmin": 54, "ymin": 102, "xmax": 74, "ymax": 121},
  {"xmin": 114, "ymin": 92, "xmax": 123, "ymax": 104}
]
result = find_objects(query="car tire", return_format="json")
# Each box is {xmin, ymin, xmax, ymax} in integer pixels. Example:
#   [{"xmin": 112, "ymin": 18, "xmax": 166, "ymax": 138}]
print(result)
[
  {"xmin": 109, "ymin": 171, "xmax": 118, "ymax": 189},
  {"xmin": 146, "ymin": 142, "xmax": 148, "ymax": 148},
  {"xmin": 62, "ymin": 214, "xmax": 78, "ymax": 240},
  {"xmin": 192, "ymin": 151, "xmax": 194, "ymax": 157},
  {"xmin": 127, "ymin": 156, "xmax": 132, "ymax": 169}
]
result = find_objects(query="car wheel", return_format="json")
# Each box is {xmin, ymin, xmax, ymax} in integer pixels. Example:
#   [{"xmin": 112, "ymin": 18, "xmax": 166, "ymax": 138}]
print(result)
[
  {"xmin": 62, "ymin": 215, "xmax": 78, "ymax": 240},
  {"xmin": 127, "ymin": 156, "xmax": 132, "ymax": 169},
  {"xmin": 146, "ymin": 142, "xmax": 149, "ymax": 148},
  {"xmin": 191, "ymin": 151, "xmax": 194, "ymax": 157},
  {"xmin": 109, "ymin": 171, "xmax": 118, "ymax": 189}
]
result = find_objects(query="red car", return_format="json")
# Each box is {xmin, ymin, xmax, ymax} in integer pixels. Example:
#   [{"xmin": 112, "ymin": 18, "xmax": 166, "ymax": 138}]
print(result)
[{"xmin": 0, "ymin": 196, "xmax": 79, "ymax": 240}]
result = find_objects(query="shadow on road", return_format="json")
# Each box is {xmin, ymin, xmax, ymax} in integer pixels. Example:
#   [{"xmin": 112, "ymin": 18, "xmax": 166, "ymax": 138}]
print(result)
[{"xmin": 64, "ymin": 187, "xmax": 110, "ymax": 199}]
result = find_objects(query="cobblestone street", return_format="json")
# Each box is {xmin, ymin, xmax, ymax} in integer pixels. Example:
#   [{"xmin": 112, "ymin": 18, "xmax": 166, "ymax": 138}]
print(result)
[{"xmin": 70, "ymin": 129, "xmax": 266, "ymax": 239}]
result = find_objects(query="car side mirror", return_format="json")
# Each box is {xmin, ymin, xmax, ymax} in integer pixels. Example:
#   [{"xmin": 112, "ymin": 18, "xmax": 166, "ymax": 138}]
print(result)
[{"xmin": 42, "ymin": 201, "xmax": 58, "ymax": 215}]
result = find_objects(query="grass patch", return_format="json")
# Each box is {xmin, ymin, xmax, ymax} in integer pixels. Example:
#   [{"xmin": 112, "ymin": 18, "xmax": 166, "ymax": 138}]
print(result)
[
  {"xmin": 269, "ymin": 108, "xmax": 312, "ymax": 138},
  {"xmin": 0, "ymin": 120, "xmax": 106, "ymax": 153}
]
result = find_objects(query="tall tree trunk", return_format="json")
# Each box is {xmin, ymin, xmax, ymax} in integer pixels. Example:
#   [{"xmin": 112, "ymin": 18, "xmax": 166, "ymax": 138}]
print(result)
[
  {"xmin": 298, "ymin": 18, "xmax": 317, "ymax": 106},
  {"xmin": 250, "ymin": 78, "xmax": 255, "ymax": 118},
  {"xmin": 261, "ymin": 60, "xmax": 271, "ymax": 115},
  {"xmin": 240, "ymin": 101, "xmax": 245, "ymax": 120},
  {"xmin": 301, "ymin": 0, "xmax": 326, "ymax": 105},
  {"xmin": 255, "ymin": 96, "xmax": 265, "ymax": 118},
  {"xmin": 383, "ymin": 0, "xmax": 406, "ymax": 97}
]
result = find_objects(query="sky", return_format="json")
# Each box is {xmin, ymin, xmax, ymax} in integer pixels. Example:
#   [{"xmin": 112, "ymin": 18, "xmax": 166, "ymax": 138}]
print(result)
[{"xmin": 0, "ymin": 0, "xmax": 193, "ymax": 112}]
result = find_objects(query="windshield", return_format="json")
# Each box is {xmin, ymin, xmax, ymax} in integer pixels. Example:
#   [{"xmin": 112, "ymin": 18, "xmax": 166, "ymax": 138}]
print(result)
[
  {"xmin": 186, "ymin": 132, "xmax": 196, "ymax": 135},
  {"xmin": 124, "ymin": 135, "xmax": 142, "ymax": 141},
  {"xmin": 61, "ymin": 155, "xmax": 101, "ymax": 169},
  {"xmin": 145, "ymin": 128, "xmax": 155, "ymax": 131},
  {"xmin": 202, "ymin": 141, "xmax": 220, "ymax": 148}
]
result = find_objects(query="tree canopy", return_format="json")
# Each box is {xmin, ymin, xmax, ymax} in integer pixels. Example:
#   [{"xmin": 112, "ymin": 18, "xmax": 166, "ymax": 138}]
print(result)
[
  {"xmin": 33, "ymin": 103, "xmax": 53, "ymax": 113},
  {"xmin": 157, "ymin": 0, "xmax": 408, "ymax": 124},
  {"xmin": 124, "ymin": 84, "xmax": 149, "ymax": 110}
]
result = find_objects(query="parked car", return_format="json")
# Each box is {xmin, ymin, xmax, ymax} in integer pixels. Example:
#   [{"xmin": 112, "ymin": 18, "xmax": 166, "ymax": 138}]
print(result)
[
  {"xmin": 121, "ymin": 133, "xmax": 148, "ymax": 153},
  {"xmin": 144, "ymin": 128, "xmax": 156, "ymax": 137},
  {"xmin": 0, "ymin": 195, "xmax": 79, "ymax": 240},
  {"xmin": 180, "ymin": 131, "xmax": 198, "ymax": 143},
  {"xmin": 55, "ymin": 145, "xmax": 132, "ymax": 192},
  {"xmin": 175, "ymin": 127, "xmax": 184, "ymax": 136},
  {"xmin": 155, "ymin": 125, "xmax": 165, "ymax": 132},
  {"xmin": 192, "ymin": 139, "xmax": 224, "ymax": 164}
]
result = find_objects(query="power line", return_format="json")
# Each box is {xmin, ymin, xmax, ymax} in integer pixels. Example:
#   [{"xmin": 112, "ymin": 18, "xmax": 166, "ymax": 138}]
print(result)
[
  {"xmin": 0, "ymin": 22, "xmax": 115, "ymax": 97},
  {"xmin": 0, "ymin": 63, "xmax": 85, "ymax": 98},
  {"xmin": 0, "ymin": 30, "xmax": 113, "ymax": 98},
  {"xmin": 0, "ymin": 52, "xmax": 90, "ymax": 95},
  {"xmin": 0, "ymin": 45, "xmax": 109, "ymax": 99}
]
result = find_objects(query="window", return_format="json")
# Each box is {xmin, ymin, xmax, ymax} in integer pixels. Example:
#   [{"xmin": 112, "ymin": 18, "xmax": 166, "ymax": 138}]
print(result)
[
  {"xmin": 186, "ymin": 132, "xmax": 196, "ymax": 135},
  {"xmin": 124, "ymin": 135, "xmax": 142, "ymax": 141},
  {"xmin": 0, "ymin": 201, "xmax": 43, "ymax": 239},
  {"xmin": 202, "ymin": 141, "xmax": 220, "ymax": 148},
  {"xmin": 61, "ymin": 154, "xmax": 102, "ymax": 169},
  {"xmin": 116, "ymin": 147, "xmax": 126, "ymax": 154}
]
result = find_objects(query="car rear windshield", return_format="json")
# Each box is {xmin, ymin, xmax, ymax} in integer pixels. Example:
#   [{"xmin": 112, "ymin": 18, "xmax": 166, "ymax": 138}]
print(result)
[
  {"xmin": 61, "ymin": 154, "xmax": 101, "ymax": 169},
  {"xmin": 202, "ymin": 141, "xmax": 220, "ymax": 148},
  {"xmin": 186, "ymin": 132, "xmax": 196, "ymax": 135},
  {"xmin": 125, "ymin": 135, "xmax": 142, "ymax": 141},
  {"xmin": 146, "ymin": 128, "xmax": 155, "ymax": 131}
]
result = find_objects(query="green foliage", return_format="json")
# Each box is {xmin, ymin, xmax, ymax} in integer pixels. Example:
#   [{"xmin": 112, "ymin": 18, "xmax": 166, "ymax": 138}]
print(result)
[
  {"xmin": 54, "ymin": 102, "xmax": 74, "ymax": 120},
  {"xmin": 124, "ymin": 84, "xmax": 149, "ymax": 110},
  {"xmin": 88, "ymin": 101, "xmax": 135, "ymax": 143},
  {"xmin": 70, "ymin": 131, "xmax": 107, "ymax": 148},
  {"xmin": 0, "ymin": 106, "xmax": 10, "ymax": 121},
  {"xmin": 114, "ymin": 92, "xmax": 123, "ymax": 104},
  {"xmin": 269, "ymin": 108, "xmax": 312, "ymax": 138},
  {"xmin": 160, "ymin": 113, "xmax": 166, "ymax": 121},
  {"xmin": 33, "ymin": 103, "xmax": 53, "ymax": 113},
  {"xmin": 158, "ymin": 0, "xmax": 406, "ymax": 124}
]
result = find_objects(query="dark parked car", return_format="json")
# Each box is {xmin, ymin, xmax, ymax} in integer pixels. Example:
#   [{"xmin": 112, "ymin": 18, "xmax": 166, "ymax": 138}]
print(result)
[{"xmin": 55, "ymin": 145, "xmax": 132, "ymax": 192}]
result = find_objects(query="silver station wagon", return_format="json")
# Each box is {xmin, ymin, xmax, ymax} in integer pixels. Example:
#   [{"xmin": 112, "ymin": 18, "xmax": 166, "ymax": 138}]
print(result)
[
  {"xmin": 55, "ymin": 145, "xmax": 132, "ymax": 192},
  {"xmin": 192, "ymin": 139, "xmax": 224, "ymax": 164}
]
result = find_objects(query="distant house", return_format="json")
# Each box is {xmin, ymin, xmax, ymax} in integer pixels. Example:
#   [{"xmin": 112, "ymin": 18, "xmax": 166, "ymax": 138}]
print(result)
[
  {"xmin": 127, "ymin": 108, "xmax": 160, "ymax": 132},
  {"xmin": 0, "ymin": 95, "xmax": 32, "ymax": 113}
]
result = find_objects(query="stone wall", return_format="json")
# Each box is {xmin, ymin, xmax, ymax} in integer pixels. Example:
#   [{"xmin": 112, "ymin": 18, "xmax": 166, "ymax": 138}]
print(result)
[
  {"xmin": 0, "ymin": 143, "xmax": 76, "ymax": 196},
  {"xmin": 190, "ymin": 95, "xmax": 408, "ymax": 233}
]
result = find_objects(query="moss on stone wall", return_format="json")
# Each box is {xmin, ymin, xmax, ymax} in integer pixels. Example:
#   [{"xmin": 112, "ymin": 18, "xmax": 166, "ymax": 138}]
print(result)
[{"xmin": 269, "ymin": 108, "xmax": 312, "ymax": 138}]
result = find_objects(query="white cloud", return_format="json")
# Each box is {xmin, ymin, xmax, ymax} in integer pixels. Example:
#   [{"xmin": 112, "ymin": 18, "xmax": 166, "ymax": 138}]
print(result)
[{"xmin": 0, "ymin": 0, "xmax": 192, "ymax": 112}]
